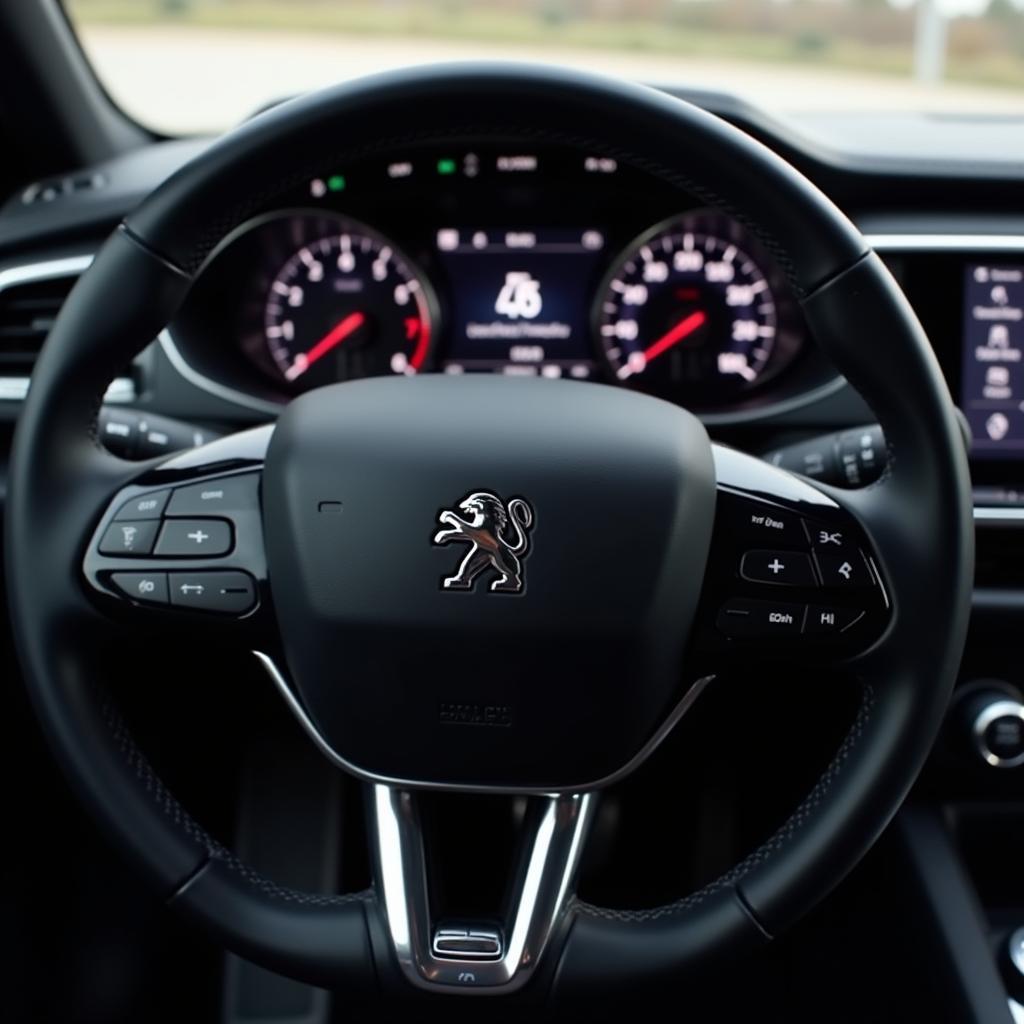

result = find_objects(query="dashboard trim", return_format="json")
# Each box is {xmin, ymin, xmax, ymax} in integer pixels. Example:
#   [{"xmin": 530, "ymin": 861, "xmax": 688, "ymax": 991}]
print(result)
[
  {"xmin": 0, "ymin": 253, "xmax": 93, "ymax": 288},
  {"xmin": 974, "ymin": 507, "xmax": 1024, "ymax": 523},
  {"xmin": 867, "ymin": 234, "xmax": 1024, "ymax": 253}
]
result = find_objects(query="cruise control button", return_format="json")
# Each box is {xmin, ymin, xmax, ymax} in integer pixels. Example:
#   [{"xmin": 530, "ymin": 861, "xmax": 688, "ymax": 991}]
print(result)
[
  {"xmin": 110, "ymin": 572, "xmax": 169, "ymax": 605},
  {"xmin": 815, "ymin": 551, "xmax": 873, "ymax": 588},
  {"xmin": 803, "ymin": 520, "xmax": 859, "ymax": 557},
  {"xmin": 804, "ymin": 606, "xmax": 866, "ymax": 635},
  {"xmin": 740, "ymin": 550, "xmax": 817, "ymax": 587},
  {"xmin": 169, "ymin": 572, "xmax": 256, "ymax": 613},
  {"xmin": 166, "ymin": 473, "xmax": 260, "ymax": 517},
  {"xmin": 113, "ymin": 489, "xmax": 171, "ymax": 521},
  {"xmin": 154, "ymin": 519, "xmax": 233, "ymax": 557},
  {"xmin": 726, "ymin": 498, "xmax": 805, "ymax": 546},
  {"xmin": 717, "ymin": 598, "xmax": 805, "ymax": 638},
  {"xmin": 99, "ymin": 520, "xmax": 160, "ymax": 556}
]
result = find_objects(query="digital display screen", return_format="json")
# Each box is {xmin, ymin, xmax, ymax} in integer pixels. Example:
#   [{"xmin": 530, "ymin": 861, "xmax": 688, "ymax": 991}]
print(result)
[
  {"xmin": 435, "ymin": 227, "xmax": 605, "ymax": 379},
  {"xmin": 962, "ymin": 262, "xmax": 1024, "ymax": 458}
]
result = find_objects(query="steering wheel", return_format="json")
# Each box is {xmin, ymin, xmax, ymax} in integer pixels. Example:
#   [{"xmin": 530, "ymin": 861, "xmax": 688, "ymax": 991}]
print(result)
[{"xmin": 5, "ymin": 65, "xmax": 972, "ymax": 1000}]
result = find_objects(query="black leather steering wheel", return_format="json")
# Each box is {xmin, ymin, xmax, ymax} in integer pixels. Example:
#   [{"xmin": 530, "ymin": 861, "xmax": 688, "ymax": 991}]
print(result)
[{"xmin": 5, "ymin": 65, "xmax": 973, "ymax": 1000}]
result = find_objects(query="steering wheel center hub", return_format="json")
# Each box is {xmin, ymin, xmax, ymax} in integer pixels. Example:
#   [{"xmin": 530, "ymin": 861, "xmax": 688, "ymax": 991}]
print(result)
[{"xmin": 262, "ymin": 374, "xmax": 716, "ymax": 789}]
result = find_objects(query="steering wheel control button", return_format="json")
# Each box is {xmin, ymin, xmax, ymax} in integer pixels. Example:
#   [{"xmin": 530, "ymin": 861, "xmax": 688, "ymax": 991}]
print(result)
[
  {"xmin": 727, "ymin": 499, "xmax": 805, "ymax": 546},
  {"xmin": 110, "ymin": 572, "xmax": 169, "ymax": 606},
  {"xmin": 805, "ymin": 606, "xmax": 865, "ymax": 635},
  {"xmin": 113, "ymin": 489, "xmax": 171, "ymax": 521},
  {"xmin": 154, "ymin": 519, "xmax": 233, "ymax": 557},
  {"xmin": 739, "ymin": 550, "xmax": 816, "ymax": 587},
  {"xmin": 166, "ymin": 473, "xmax": 260, "ymax": 517},
  {"xmin": 432, "ymin": 926, "xmax": 503, "ymax": 961},
  {"xmin": 804, "ymin": 521, "xmax": 853, "ymax": 551},
  {"xmin": 815, "ymin": 550, "xmax": 873, "ymax": 588},
  {"xmin": 98, "ymin": 519, "xmax": 159, "ymax": 556},
  {"xmin": 169, "ymin": 572, "xmax": 256, "ymax": 613},
  {"xmin": 717, "ymin": 598, "xmax": 805, "ymax": 638}
]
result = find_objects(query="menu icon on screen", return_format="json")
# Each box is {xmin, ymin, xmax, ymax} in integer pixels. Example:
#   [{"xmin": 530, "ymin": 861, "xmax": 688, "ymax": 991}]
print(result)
[{"xmin": 962, "ymin": 263, "xmax": 1024, "ymax": 456}]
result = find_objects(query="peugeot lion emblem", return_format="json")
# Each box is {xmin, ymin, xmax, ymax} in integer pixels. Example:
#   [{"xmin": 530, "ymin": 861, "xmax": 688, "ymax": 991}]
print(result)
[{"xmin": 432, "ymin": 491, "xmax": 535, "ymax": 593}]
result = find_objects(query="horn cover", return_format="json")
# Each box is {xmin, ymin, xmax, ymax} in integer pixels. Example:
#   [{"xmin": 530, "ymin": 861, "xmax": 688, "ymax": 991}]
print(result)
[{"xmin": 262, "ymin": 375, "xmax": 715, "ymax": 789}]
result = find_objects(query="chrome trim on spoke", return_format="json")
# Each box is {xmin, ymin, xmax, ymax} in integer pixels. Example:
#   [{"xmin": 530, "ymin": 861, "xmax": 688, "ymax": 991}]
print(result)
[
  {"xmin": 254, "ymin": 650, "xmax": 714, "ymax": 794},
  {"xmin": 372, "ymin": 784, "xmax": 594, "ymax": 992}
]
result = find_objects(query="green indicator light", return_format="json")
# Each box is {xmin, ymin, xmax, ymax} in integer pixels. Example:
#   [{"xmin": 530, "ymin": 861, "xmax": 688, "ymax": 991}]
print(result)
[
  {"xmin": 437, "ymin": 158, "xmax": 456, "ymax": 176},
  {"xmin": 327, "ymin": 175, "xmax": 346, "ymax": 192}
]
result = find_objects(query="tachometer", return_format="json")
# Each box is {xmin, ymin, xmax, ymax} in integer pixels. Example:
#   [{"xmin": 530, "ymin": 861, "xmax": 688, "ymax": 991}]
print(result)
[
  {"xmin": 596, "ymin": 211, "xmax": 793, "ymax": 404},
  {"xmin": 264, "ymin": 219, "xmax": 434, "ymax": 389}
]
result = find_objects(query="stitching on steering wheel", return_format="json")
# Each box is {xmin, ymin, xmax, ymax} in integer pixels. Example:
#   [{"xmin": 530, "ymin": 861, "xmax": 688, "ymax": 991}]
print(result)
[
  {"xmin": 102, "ymin": 695, "xmax": 372, "ymax": 907},
  {"xmin": 172, "ymin": 123, "xmax": 805, "ymax": 299},
  {"xmin": 572, "ymin": 682, "xmax": 876, "ymax": 923}
]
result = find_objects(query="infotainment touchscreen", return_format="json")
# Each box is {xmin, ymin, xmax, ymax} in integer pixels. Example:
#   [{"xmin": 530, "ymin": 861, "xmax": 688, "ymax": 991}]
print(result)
[{"xmin": 961, "ymin": 262, "xmax": 1024, "ymax": 458}]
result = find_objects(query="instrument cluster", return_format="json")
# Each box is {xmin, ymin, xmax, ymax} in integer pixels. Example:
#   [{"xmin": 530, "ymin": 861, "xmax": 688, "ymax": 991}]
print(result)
[{"xmin": 171, "ymin": 144, "xmax": 836, "ymax": 417}]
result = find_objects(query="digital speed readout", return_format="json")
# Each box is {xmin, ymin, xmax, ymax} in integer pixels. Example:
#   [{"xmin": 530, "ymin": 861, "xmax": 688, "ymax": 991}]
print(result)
[{"xmin": 435, "ymin": 227, "xmax": 606, "ymax": 379}]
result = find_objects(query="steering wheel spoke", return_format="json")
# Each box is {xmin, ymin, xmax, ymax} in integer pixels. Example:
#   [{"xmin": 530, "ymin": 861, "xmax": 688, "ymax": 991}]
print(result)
[
  {"xmin": 371, "ymin": 784, "xmax": 595, "ymax": 992},
  {"xmin": 691, "ymin": 444, "xmax": 892, "ymax": 667},
  {"xmin": 81, "ymin": 426, "xmax": 273, "ymax": 627}
]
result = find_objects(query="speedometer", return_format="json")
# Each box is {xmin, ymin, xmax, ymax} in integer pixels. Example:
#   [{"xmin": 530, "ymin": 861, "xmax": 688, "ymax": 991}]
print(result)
[
  {"xmin": 264, "ymin": 217, "xmax": 435, "ymax": 390},
  {"xmin": 596, "ymin": 211, "xmax": 792, "ymax": 404}
]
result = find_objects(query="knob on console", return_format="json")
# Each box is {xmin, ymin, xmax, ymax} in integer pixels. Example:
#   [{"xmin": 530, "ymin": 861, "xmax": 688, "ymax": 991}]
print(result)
[
  {"xmin": 959, "ymin": 683, "xmax": 1024, "ymax": 768},
  {"xmin": 1001, "ymin": 927, "xmax": 1024, "ymax": 1005}
]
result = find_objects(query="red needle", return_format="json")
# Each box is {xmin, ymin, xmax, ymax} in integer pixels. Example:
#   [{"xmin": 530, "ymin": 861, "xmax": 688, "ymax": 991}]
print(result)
[
  {"xmin": 286, "ymin": 311, "xmax": 365, "ymax": 380},
  {"xmin": 642, "ymin": 310, "xmax": 707, "ymax": 363}
]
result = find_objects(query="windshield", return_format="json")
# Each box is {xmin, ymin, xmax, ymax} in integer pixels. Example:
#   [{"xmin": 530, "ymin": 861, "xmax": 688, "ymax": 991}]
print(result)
[{"xmin": 65, "ymin": 0, "xmax": 1024, "ymax": 134}]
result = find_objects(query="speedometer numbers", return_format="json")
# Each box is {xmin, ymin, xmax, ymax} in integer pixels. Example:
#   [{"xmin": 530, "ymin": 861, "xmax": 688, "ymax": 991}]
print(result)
[
  {"xmin": 597, "ymin": 212, "xmax": 787, "ymax": 403},
  {"xmin": 264, "ymin": 219, "xmax": 434, "ymax": 390}
]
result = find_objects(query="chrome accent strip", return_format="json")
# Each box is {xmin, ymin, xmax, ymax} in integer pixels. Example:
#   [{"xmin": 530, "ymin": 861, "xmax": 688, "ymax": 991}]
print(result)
[
  {"xmin": 372, "ymin": 785, "xmax": 594, "ymax": 991},
  {"xmin": 974, "ymin": 507, "xmax": 1024, "ymax": 523},
  {"xmin": 0, "ymin": 254, "xmax": 93, "ymax": 290},
  {"xmin": 157, "ymin": 328, "xmax": 282, "ymax": 416},
  {"xmin": 868, "ymin": 233, "xmax": 1024, "ymax": 253},
  {"xmin": 253, "ymin": 650, "xmax": 713, "ymax": 794},
  {"xmin": 0, "ymin": 375, "xmax": 135, "ymax": 403}
]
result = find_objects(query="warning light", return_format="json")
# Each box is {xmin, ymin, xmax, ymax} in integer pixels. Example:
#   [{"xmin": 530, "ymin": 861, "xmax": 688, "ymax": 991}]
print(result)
[
  {"xmin": 327, "ymin": 175, "xmax": 346, "ymax": 192},
  {"xmin": 437, "ymin": 158, "xmax": 457, "ymax": 176}
]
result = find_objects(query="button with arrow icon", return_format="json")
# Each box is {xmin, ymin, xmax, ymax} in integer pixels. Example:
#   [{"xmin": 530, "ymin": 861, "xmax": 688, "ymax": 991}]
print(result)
[{"xmin": 169, "ymin": 572, "xmax": 256, "ymax": 613}]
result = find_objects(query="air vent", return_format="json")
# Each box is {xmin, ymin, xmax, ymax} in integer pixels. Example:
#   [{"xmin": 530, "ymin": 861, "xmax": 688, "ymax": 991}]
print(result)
[
  {"xmin": 0, "ymin": 256, "xmax": 140, "ymax": 402},
  {"xmin": 0, "ymin": 272, "xmax": 77, "ymax": 376}
]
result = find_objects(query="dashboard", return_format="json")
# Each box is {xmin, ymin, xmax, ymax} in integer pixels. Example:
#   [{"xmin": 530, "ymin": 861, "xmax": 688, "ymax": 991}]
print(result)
[
  {"xmin": 168, "ymin": 142, "xmax": 830, "ymax": 419},
  {"xmin": 2, "ymin": 94, "xmax": 1024, "ymax": 507}
]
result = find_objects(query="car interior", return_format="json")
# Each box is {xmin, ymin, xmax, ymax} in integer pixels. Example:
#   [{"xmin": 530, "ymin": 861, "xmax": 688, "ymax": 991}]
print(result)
[{"xmin": 2, "ymin": 2, "xmax": 1024, "ymax": 1021}]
